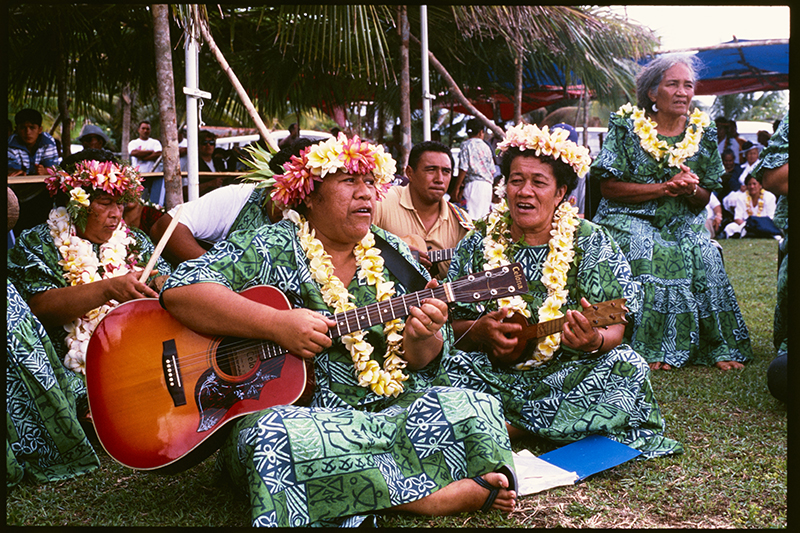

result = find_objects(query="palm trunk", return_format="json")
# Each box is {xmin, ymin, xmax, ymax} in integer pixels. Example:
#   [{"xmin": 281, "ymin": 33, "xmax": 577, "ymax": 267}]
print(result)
[
  {"xmin": 152, "ymin": 4, "xmax": 181, "ymax": 210},
  {"xmin": 121, "ymin": 84, "xmax": 132, "ymax": 161},
  {"xmin": 198, "ymin": 17, "xmax": 277, "ymax": 152},
  {"xmin": 514, "ymin": 46, "xmax": 524, "ymax": 125},
  {"xmin": 57, "ymin": 46, "xmax": 72, "ymax": 158},
  {"xmin": 399, "ymin": 6, "xmax": 411, "ymax": 168}
]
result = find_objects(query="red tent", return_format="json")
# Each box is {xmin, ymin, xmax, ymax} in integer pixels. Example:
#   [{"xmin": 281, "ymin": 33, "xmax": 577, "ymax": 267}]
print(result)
[{"xmin": 442, "ymin": 86, "xmax": 586, "ymax": 122}]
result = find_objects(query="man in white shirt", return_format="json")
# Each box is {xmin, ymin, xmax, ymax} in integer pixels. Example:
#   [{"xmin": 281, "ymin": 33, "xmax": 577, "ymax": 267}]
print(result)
[
  {"xmin": 128, "ymin": 120, "xmax": 163, "ymax": 204},
  {"xmin": 149, "ymin": 138, "xmax": 311, "ymax": 266}
]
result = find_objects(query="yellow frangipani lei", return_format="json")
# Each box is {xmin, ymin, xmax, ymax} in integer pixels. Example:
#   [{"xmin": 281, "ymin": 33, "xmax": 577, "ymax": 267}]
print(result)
[
  {"xmin": 47, "ymin": 206, "xmax": 140, "ymax": 375},
  {"xmin": 616, "ymin": 103, "xmax": 710, "ymax": 168},
  {"xmin": 289, "ymin": 210, "xmax": 408, "ymax": 397},
  {"xmin": 746, "ymin": 190, "xmax": 765, "ymax": 216},
  {"xmin": 483, "ymin": 200, "xmax": 580, "ymax": 370}
]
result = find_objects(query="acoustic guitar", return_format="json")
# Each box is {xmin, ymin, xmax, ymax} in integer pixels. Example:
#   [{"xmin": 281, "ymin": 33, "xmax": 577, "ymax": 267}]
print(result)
[
  {"xmin": 85, "ymin": 262, "xmax": 528, "ymax": 473},
  {"xmin": 503, "ymin": 298, "xmax": 629, "ymax": 364}
]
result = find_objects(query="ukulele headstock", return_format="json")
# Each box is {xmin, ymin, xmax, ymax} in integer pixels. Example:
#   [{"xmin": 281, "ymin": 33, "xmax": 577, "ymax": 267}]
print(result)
[{"xmin": 583, "ymin": 298, "xmax": 629, "ymax": 327}]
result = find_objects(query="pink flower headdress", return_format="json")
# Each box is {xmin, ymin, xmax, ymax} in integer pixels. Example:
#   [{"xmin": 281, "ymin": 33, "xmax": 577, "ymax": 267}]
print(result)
[
  {"xmin": 45, "ymin": 159, "xmax": 143, "ymax": 231},
  {"xmin": 270, "ymin": 133, "xmax": 397, "ymax": 209}
]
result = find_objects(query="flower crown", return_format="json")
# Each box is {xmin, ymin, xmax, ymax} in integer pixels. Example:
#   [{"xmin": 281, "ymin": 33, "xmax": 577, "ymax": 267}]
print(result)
[
  {"xmin": 496, "ymin": 123, "xmax": 592, "ymax": 178},
  {"xmin": 45, "ymin": 159, "xmax": 143, "ymax": 231},
  {"xmin": 270, "ymin": 133, "xmax": 397, "ymax": 208}
]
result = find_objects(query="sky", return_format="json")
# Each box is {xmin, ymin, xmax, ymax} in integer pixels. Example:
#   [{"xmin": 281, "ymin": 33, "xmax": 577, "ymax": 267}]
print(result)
[{"xmin": 609, "ymin": 5, "xmax": 790, "ymax": 51}]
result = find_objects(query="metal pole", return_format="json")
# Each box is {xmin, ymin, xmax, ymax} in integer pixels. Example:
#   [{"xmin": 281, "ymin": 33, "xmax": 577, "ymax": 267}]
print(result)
[
  {"xmin": 420, "ymin": 6, "xmax": 431, "ymax": 141},
  {"xmin": 185, "ymin": 20, "xmax": 200, "ymax": 201}
]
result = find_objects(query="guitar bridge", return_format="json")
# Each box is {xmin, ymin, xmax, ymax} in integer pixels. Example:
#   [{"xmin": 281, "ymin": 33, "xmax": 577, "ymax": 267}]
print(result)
[{"xmin": 162, "ymin": 339, "xmax": 187, "ymax": 407}]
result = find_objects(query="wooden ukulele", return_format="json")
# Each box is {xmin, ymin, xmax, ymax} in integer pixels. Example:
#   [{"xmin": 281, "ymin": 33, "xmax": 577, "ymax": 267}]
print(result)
[
  {"xmin": 85, "ymin": 262, "xmax": 528, "ymax": 473},
  {"xmin": 503, "ymin": 298, "xmax": 629, "ymax": 364}
]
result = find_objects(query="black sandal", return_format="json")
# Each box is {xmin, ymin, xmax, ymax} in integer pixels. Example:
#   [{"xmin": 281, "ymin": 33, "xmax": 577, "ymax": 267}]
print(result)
[{"xmin": 473, "ymin": 464, "xmax": 518, "ymax": 512}]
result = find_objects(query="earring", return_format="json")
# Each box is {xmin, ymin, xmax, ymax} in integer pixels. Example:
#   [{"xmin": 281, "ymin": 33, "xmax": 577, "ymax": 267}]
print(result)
[{"xmin": 651, "ymin": 103, "xmax": 659, "ymax": 113}]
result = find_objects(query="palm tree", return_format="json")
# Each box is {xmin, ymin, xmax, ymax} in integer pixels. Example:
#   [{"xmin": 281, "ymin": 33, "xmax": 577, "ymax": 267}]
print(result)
[
  {"xmin": 197, "ymin": 5, "xmax": 656, "ymax": 140},
  {"xmin": 152, "ymin": 4, "xmax": 182, "ymax": 209}
]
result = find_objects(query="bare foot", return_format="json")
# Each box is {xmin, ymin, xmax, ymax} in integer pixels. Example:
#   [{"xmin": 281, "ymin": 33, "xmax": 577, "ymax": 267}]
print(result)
[
  {"xmin": 715, "ymin": 360, "xmax": 745, "ymax": 370},
  {"xmin": 506, "ymin": 422, "xmax": 528, "ymax": 442},
  {"xmin": 649, "ymin": 361, "xmax": 672, "ymax": 370},
  {"xmin": 393, "ymin": 470, "xmax": 516, "ymax": 515}
]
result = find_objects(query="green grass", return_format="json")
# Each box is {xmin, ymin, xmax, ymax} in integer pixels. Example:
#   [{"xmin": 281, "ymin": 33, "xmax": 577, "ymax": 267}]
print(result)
[{"xmin": 6, "ymin": 239, "xmax": 786, "ymax": 528}]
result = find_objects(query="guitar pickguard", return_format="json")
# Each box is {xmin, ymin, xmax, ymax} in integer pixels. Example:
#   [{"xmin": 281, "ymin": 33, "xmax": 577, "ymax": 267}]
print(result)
[{"xmin": 194, "ymin": 355, "xmax": 286, "ymax": 432}]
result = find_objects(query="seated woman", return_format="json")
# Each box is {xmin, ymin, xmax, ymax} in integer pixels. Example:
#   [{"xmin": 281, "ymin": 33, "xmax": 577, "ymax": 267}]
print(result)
[
  {"xmin": 7, "ymin": 149, "xmax": 172, "ymax": 419},
  {"xmin": 591, "ymin": 55, "xmax": 751, "ymax": 370},
  {"xmin": 441, "ymin": 123, "xmax": 683, "ymax": 459},
  {"xmin": 160, "ymin": 134, "xmax": 517, "ymax": 527},
  {"xmin": 722, "ymin": 174, "xmax": 777, "ymax": 239},
  {"xmin": 7, "ymin": 189, "xmax": 99, "ymax": 487}
]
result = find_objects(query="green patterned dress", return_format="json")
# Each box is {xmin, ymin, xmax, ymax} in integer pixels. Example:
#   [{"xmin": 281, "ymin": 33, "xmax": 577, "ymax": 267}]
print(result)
[
  {"xmin": 591, "ymin": 111, "xmax": 752, "ymax": 367},
  {"xmin": 161, "ymin": 221, "xmax": 513, "ymax": 527},
  {"xmin": 753, "ymin": 112, "xmax": 789, "ymax": 358},
  {"xmin": 227, "ymin": 187, "xmax": 272, "ymax": 236},
  {"xmin": 442, "ymin": 219, "xmax": 683, "ymax": 459},
  {"xmin": 7, "ymin": 283, "xmax": 100, "ymax": 487},
  {"xmin": 7, "ymin": 222, "xmax": 173, "ymax": 406}
]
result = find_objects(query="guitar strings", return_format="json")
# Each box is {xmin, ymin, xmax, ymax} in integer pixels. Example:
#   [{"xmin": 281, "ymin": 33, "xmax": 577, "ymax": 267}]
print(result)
[{"xmin": 138, "ymin": 273, "xmax": 514, "ymax": 376}]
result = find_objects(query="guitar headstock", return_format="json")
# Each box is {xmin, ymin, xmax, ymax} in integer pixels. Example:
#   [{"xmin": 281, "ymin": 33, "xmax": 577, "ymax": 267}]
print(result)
[
  {"xmin": 449, "ymin": 263, "xmax": 529, "ymax": 303},
  {"xmin": 583, "ymin": 298, "xmax": 629, "ymax": 327}
]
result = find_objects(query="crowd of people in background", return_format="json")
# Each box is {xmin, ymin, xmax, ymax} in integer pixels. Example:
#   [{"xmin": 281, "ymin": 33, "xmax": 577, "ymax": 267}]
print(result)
[{"xmin": 7, "ymin": 52, "xmax": 788, "ymax": 527}]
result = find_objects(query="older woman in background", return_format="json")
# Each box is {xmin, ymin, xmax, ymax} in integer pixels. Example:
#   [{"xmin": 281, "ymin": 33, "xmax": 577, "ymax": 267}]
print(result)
[{"xmin": 590, "ymin": 55, "xmax": 751, "ymax": 370}]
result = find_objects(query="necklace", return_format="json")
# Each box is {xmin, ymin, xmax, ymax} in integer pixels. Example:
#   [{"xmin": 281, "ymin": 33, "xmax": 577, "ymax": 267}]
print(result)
[
  {"xmin": 617, "ymin": 104, "xmax": 710, "ymax": 168},
  {"xmin": 290, "ymin": 211, "xmax": 408, "ymax": 397},
  {"xmin": 482, "ymin": 200, "xmax": 580, "ymax": 370},
  {"xmin": 746, "ymin": 190, "xmax": 765, "ymax": 216},
  {"xmin": 47, "ymin": 207, "xmax": 140, "ymax": 374}
]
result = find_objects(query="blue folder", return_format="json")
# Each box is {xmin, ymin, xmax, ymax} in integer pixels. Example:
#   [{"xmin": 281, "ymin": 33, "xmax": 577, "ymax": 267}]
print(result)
[{"xmin": 538, "ymin": 435, "xmax": 642, "ymax": 481}]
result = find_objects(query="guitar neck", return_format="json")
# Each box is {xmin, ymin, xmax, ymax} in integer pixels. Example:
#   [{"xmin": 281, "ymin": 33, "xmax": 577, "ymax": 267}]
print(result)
[{"xmin": 330, "ymin": 283, "xmax": 451, "ymax": 339}]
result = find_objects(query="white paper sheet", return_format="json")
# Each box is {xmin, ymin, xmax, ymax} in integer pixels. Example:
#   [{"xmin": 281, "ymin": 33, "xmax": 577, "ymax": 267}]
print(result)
[{"xmin": 512, "ymin": 449, "xmax": 579, "ymax": 496}]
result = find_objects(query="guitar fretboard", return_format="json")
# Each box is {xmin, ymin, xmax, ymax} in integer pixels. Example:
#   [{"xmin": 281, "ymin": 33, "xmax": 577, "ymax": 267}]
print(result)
[
  {"xmin": 256, "ymin": 285, "xmax": 453, "ymax": 362},
  {"xmin": 331, "ymin": 285, "xmax": 448, "ymax": 338}
]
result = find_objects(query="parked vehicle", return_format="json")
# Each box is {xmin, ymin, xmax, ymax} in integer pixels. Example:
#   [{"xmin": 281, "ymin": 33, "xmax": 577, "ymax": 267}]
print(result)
[{"xmin": 215, "ymin": 129, "xmax": 332, "ymax": 151}]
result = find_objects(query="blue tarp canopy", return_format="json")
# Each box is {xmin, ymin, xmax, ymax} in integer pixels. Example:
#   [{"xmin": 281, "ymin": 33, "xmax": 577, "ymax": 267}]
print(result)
[{"xmin": 683, "ymin": 39, "xmax": 788, "ymax": 96}]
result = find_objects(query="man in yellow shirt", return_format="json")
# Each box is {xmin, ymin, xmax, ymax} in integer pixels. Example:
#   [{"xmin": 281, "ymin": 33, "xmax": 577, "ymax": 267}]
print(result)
[{"xmin": 374, "ymin": 141, "xmax": 474, "ymax": 278}]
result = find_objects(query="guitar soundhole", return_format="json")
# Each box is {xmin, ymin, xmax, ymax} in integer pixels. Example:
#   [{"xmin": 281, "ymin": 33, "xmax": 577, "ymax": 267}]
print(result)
[{"xmin": 214, "ymin": 337, "xmax": 260, "ymax": 379}]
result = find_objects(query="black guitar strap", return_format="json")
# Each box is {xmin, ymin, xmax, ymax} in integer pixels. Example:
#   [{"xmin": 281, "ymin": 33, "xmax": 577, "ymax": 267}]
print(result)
[{"xmin": 373, "ymin": 233, "xmax": 428, "ymax": 293}]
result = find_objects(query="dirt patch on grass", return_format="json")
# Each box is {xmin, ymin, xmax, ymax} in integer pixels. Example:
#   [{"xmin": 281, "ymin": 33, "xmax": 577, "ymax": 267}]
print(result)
[{"xmin": 513, "ymin": 485, "xmax": 735, "ymax": 528}]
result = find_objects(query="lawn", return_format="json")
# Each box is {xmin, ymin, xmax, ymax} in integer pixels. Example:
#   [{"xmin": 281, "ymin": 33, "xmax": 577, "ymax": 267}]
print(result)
[{"xmin": 6, "ymin": 238, "xmax": 786, "ymax": 528}]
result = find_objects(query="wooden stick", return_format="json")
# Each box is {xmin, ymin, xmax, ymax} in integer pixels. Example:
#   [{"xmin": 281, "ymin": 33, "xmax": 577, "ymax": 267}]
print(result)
[{"xmin": 139, "ymin": 204, "xmax": 184, "ymax": 283}]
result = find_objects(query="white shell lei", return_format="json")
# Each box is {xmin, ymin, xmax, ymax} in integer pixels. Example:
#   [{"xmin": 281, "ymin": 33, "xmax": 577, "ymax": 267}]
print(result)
[
  {"xmin": 47, "ymin": 207, "xmax": 140, "ymax": 374},
  {"xmin": 617, "ymin": 104, "xmax": 710, "ymax": 168},
  {"xmin": 483, "ymin": 201, "xmax": 580, "ymax": 370},
  {"xmin": 289, "ymin": 210, "xmax": 408, "ymax": 397}
]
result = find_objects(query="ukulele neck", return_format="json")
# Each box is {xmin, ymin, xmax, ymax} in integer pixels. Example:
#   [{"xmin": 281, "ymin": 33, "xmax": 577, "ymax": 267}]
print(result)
[
  {"xmin": 428, "ymin": 248, "xmax": 453, "ymax": 264},
  {"xmin": 538, "ymin": 316, "xmax": 568, "ymax": 338}
]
